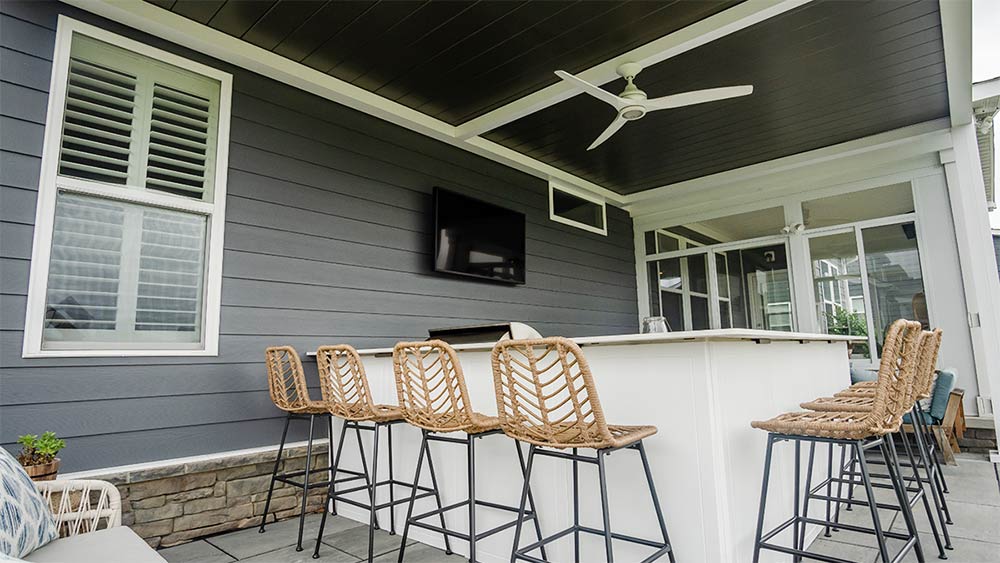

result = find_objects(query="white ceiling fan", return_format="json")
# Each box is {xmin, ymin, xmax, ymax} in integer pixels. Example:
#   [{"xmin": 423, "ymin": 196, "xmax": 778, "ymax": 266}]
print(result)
[{"xmin": 554, "ymin": 62, "xmax": 754, "ymax": 150}]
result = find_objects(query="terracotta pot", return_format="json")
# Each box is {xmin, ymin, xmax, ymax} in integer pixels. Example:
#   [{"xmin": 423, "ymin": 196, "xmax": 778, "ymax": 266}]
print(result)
[{"xmin": 24, "ymin": 458, "xmax": 60, "ymax": 481}]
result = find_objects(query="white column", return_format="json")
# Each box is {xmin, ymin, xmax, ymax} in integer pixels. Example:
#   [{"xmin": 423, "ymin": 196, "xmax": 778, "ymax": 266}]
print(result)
[{"xmin": 939, "ymin": 124, "xmax": 1000, "ymax": 431}]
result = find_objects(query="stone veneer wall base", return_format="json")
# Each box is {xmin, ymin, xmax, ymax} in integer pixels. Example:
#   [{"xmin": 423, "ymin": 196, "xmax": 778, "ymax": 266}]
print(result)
[{"xmin": 69, "ymin": 443, "xmax": 330, "ymax": 548}]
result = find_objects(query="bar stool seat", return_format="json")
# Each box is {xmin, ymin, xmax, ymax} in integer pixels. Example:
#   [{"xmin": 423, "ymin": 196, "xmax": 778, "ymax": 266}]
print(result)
[
  {"xmin": 799, "ymin": 395, "xmax": 877, "ymax": 412},
  {"xmin": 751, "ymin": 410, "xmax": 894, "ymax": 440}
]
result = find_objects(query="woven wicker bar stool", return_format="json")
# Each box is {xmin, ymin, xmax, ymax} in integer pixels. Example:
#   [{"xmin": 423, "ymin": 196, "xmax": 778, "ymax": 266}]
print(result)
[
  {"xmin": 259, "ymin": 346, "xmax": 336, "ymax": 552},
  {"xmin": 750, "ymin": 319, "xmax": 926, "ymax": 563},
  {"xmin": 311, "ymin": 345, "xmax": 452, "ymax": 563},
  {"xmin": 393, "ymin": 340, "xmax": 545, "ymax": 563},
  {"xmin": 801, "ymin": 329, "xmax": 953, "ymax": 559},
  {"xmin": 492, "ymin": 337, "xmax": 675, "ymax": 563},
  {"xmin": 798, "ymin": 330, "xmax": 950, "ymax": 558}
]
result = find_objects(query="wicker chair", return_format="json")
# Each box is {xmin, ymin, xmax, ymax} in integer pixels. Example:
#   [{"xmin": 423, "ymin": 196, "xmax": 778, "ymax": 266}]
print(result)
[
  {"xmin": 797, "ymin": 329, "xmax": 951, "ymax": 556},
  {"xmin": 258, "ymin": 346, "xmax": 334, "ymax": 552},
  {"xmin": 750, "ymin": 319, "xmax": 927, "ymax": 563},
  {"xmin": 311, "ymin": 345, "xmax": 444, "ymax": 563},
  {"xmin": 23, "ymin": 480, "xmax": 164, "ymax": 562},
  {"xmin": 392, "ymin": 340, "xmax": 544, "ymax": 563},
  {"xmin": 491, "ymin": 337, "xmax": 674, "ymax": 563}
]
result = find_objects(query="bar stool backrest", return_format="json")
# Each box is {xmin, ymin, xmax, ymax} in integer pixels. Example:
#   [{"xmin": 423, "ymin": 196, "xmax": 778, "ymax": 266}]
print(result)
[
  {"xmin": 490, "ymin": 337, "xmax": 614, "ymax": 449},
  {"xmin": 392, "ymin": 340, "xmax": 476, "ymax": 432},
  {"xmin": 316, "ymin": 345, "xmax": 377, "ymax": 421},
  {"xmin": 264, "ymin": 346, "xmax": 312, "ymax": 413},
  {"xmin": 868, "ymin": 319, "xmax": 923, "ymax": 434},
  {"xmin": 913, "ymin": 329, "xmax": 943, "ymax": 402}
]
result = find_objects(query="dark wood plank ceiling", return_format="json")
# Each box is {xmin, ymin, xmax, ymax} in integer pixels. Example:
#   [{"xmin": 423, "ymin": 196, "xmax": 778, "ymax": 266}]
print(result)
[
  {"xmin": 485, "ymin": 0, "xmax": 950, "ymax": 194},
  {"xmin": 145, "ymin": 0, "xmax": 739, "ymax": 125}
]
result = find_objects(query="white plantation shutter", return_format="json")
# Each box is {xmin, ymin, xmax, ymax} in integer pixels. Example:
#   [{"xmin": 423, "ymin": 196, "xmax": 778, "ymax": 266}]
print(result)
[
  {"xmin": 145, "ymin": 84, "xmax": 215, "ymax": 198},
  {"xmin": 56, "ymin": 34, "xmax": 220, "ymax": 202},
  {"xmin": 135, "ymin": 209, "xmax": 206, "ymax": 334},
  {"xmin": 30, "ymin": 27, "xmax": 228, "ymax": 354},
  {"xmin": 45, "ymin": 194, "xmax": 124, "ymax": 332},
  {"xmin": 58, "ymin": 59, "xmax": 137, "ymax": 185}
]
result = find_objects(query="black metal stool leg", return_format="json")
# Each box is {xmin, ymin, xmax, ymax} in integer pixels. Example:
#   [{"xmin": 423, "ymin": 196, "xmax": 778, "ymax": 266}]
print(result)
[
  {"xmin": 312, "ymin": 476, "xmax": 332, "ymax": 560},
  {"xmin": 388, "ymin": 423, "xmax": 396, "ymax": 535},
  {"xmin": 572, "ymin": 447, "xmax": 580, "ymax": 563},
  {"xmin": 795, "ymin": 442, "xmax": 816, "ymax": 562},
  {"xmin": 515, "ymin": 441, "xmax": 547, "ymax": 562},
  {"xmin": 296, "ymin": 414, "xmax": 316, "ymax": 551},
  {"xmin": 637, "ymin": 440, "xmax": 675, "ymax": 563},
  {"xmin": 832, "ymin": 443, "xmax": 847, "ymax": 529},
  {"xmin": 884, "ymin": 434, "xmax": 926, "ymax": 563},
  {"xmin": 259, "ymin": 413, "xmax": 291, "ymax": 533},
  {"xmin": 423, "ymin": 433, "xmax": 453, "ymax": 555},
  {"xmin": 329, "ymin": 418, "xmax": 348, "ymax": 516},
  {"xmin": 354, "ymin": 423, "xmax": 380, "ymax": 531},
  {"xmin": 468, "ymin": 435, "xmax": 478, "ymax": 563},
  {"xmin": 914, "ymin": 414, "xmax": 953, "ymax": 525},
  {"xmin": 397, "ymin": 432, "xmax": 427, "ymax": 563},
  {"xmin": 326, "ymin": 415, "xmax": 335, "ymax": 515},
  {"xmin": 510, "ymin": 444, "xmax": 536, "ymax": 563},
  {"xmin": 752, "ymin": 434, "xmax": 777, "ymax": 563},
  {"xmin": 824, "ymin": 442, "xmax": 833, "ymax": 537},
  {"xmin": 857, "ymin": 440, "xmax": 891, "ymax": 563},
  {"xmin": 897, "ymin": 429, "xmax": 947, "ymax": 558},
  {"xmin": 791, "ymin": 439, "xmax": 802, "ymax": 562},
  {"xmin": 597, "ymin": 449, "xmax": 614, "ymax": 563},
  {"xmin": 367, "ymin": 424, "xmax": 381, "ymax": 563}
]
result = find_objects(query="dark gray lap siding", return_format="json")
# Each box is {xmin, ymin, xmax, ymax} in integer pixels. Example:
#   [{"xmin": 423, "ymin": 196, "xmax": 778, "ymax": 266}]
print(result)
[{"xmin": 0, "ymin": 1, "xmax": 638, "ymax": 471}]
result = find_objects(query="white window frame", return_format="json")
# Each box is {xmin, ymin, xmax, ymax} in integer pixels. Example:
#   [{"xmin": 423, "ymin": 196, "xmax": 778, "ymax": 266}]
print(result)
[
  {"xmin": 548, "ymin": 180, "xmax": 608, "ymax": 236},
  {"xmin": 22, "ymin": 16, "xmax": 232, "ymax": 358}
]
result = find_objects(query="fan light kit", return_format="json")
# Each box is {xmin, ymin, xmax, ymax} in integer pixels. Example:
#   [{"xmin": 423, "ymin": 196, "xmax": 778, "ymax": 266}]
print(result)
[{"xmin": 554, "ymin": 62, "xmax": 754, "ymax": 150}]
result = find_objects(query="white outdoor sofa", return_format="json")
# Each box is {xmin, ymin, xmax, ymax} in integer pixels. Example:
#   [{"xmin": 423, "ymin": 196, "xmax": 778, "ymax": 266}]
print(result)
[{"xmin": 23, "ymin": 479, "xmax": 165, "ymax": 563}]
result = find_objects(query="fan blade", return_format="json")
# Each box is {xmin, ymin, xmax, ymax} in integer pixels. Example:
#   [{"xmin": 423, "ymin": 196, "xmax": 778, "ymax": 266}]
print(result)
[
  {"xmin": 644, "ymin": 85, "xmax": 753, "ymax": 110},
  {"xmin": 555, "ymin": 70, "xmax": 625, "ymax": 109},
  {"xmin": 587, "ymin": 116, "xmax": 627, "ymax": 150}
]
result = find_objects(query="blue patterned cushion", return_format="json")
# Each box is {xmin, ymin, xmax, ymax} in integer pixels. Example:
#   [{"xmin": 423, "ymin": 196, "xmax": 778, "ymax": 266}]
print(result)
[{"xmin": 0, "ymin": 448, "xmax": 57, "ymax": 559}]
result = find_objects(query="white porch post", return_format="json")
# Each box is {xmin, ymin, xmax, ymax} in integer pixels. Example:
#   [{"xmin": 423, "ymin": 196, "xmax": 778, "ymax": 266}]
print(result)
[{"xmin": 939, "ymin": 124, "xmax": 1000, "ymax": 429}]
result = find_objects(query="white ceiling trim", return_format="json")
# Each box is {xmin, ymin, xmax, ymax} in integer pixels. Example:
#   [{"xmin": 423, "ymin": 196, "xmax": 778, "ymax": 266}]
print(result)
[
  {"xmin": 454, "ymin": 0, "xmax": 812, "ymax": 140},
  {"xmin": 60, "ymin": 0, "xmax": 630, "ymax": 205},
  {"xmin": 625, "ymin": 118, "xmax": 954, "ymax": 218},
  {"xmin": 974, "ymin": 77, "xmax": 1000, "ymax": 102},
  {"xmin": 939, "ymin": 0, "xmax": 973, "ymax": 126}
]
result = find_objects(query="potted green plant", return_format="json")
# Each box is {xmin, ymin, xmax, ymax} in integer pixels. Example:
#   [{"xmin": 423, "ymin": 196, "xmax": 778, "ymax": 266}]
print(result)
[{"xmin": 17, "ymin": 432, "xmax": 66, "ymax": 481}]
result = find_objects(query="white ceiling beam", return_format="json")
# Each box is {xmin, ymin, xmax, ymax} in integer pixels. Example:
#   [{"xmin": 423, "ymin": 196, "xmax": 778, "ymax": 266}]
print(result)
[
  {"xmin": 453, "ymin": 0, "xmax": 812, "ymax": 140},
  {"xmin": 939, "ymin": 0, "xmax": 973, "ymax": 126},
  {"xmin": 60, "ymin": 0, "xmax": 630, "ymax": 205}
]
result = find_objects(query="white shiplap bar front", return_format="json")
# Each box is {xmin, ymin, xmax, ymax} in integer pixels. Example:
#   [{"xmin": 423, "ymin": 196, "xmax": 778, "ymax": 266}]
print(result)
[{"xmin": 316, "ymin": 330, "xmax": 860, "ymax": 563}]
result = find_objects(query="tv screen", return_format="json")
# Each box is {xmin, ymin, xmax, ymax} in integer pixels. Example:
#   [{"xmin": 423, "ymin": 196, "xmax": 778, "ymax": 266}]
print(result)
[{"xmin": 433, "ymin": 187, "xmax": 526, "ymax": 284}]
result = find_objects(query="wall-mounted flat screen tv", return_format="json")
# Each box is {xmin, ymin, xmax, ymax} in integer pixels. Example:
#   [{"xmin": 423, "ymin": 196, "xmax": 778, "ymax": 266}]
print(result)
[{"xmin": 433, "ymin": 187, "xmax": 526, "ymax": 284}]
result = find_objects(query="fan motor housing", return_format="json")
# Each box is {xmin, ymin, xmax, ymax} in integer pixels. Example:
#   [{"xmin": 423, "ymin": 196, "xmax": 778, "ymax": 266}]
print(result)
[{"xmin": 620, "ymin": 105, "xmax": 646, "ymax": 120}]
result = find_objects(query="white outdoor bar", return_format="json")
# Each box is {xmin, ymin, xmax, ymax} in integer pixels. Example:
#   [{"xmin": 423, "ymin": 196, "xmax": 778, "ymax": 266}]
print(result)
[{"xmin": 319, "ymin": 329, "xmax": 861, "ymax": 563}]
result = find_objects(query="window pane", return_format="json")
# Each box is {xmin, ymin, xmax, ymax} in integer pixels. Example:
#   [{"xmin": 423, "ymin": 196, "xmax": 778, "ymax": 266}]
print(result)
[
  {"xmin": 691, "ymin": 296, "xmax": 709, "ymax": 329},
  {"xmin": 742, "ymin": 245, "xmax": 793, "ymax": 331},
  {"xmin": 802, "ymin": 183, "xmax": 914, "ymax": 229},
  {"xmin": 136, "ymin": 208, "xmax": 206, "ymax": 335},
  {"xmin": 656, "ymin": 232, "xmax": 680, "ymax": 253},
  {"xmin": 661, "ymin": 291, "xmax": 683, "ymax": 332},
  {"xmin": 809, "ymin": 232, "xmax": 869, "ymax": 358},
  {"xmin": 862, "ymin": 222, "xmax": 927, "ymax": 357},
  {"xmin": 687, "ymin": 253, "xmax": 708, "ymax": 295},
  {"xmin": 44, "ymin": 193, "xmax": 124, "ymax": 331},
  {"xmin": 552, "ymin": 188, "xmax": 604, "ymax": 230},
  {"xmin": 42, "ymin": 192, "xmax": 206, "ymax": 350}
]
